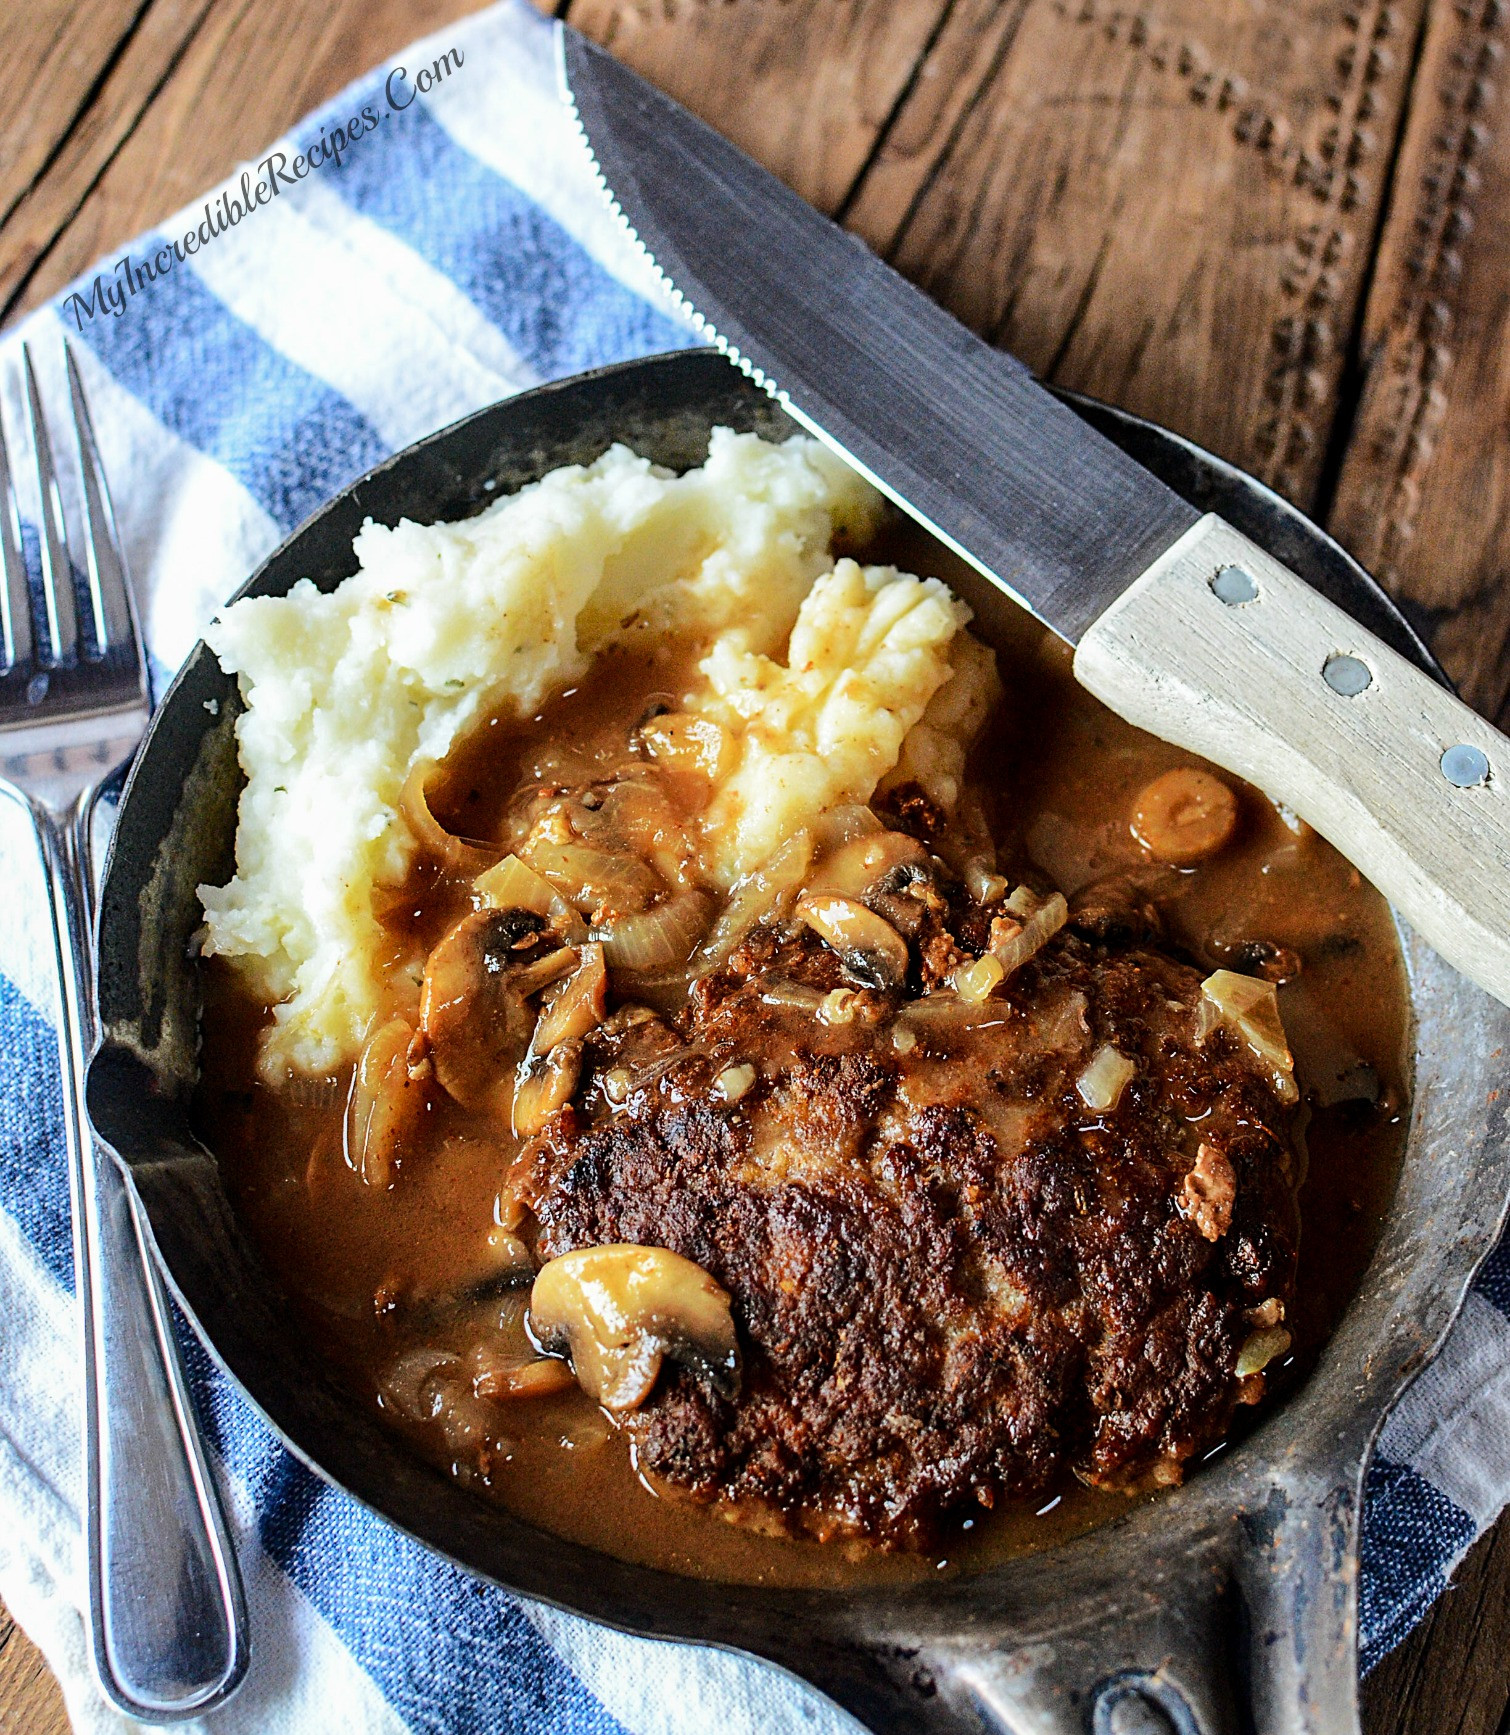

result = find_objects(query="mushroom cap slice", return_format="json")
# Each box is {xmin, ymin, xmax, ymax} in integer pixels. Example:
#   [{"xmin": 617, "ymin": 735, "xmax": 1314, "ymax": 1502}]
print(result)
[
  {"xmin": 419, "ymin": 911, "xmax": 575, "ymax": 1107},
  {"xmin": 528, "ymin": 1245, "xmax": 739, "ymax": 1412},
  {"xmin": 796, "ymin": 893, "xmax": 910, "ymax": 991}
]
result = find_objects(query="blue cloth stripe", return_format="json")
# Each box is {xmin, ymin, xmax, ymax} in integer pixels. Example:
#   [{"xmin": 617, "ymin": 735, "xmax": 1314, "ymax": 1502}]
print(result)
[
  {"xmin": 1358, "ymin": 1456, "xmax": 1476, "ymax": 1673},
  {"xmin": 177, "ymin": 1329, "xmax": 626, "ymax": 1735},
  {"xmin": 1472, "ymin": 1234, "xmax": 1510, "ymax": 1320},
  {"xmin": 73, "ymin": 264, "xmax": 387, "ymax": 533},
  {"xmin": 0, "ymin": 969, "xmax": 73, "ymax": 1293},
  {"xmin": 300, "ymin": 97, "xmax": 694, "ymax": 381}
]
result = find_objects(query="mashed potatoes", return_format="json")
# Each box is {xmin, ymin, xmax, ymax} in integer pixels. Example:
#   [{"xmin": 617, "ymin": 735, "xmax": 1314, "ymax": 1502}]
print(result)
[{"xmin": 200, "ymin": 430, "xmax": 994, "ymax": 1075}]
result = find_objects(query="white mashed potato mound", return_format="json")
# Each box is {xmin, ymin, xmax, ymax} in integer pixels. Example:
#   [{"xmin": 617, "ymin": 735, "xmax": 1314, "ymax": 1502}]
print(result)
[
  {"xmin": 200, "ymin": 430, "xmax": 991, "ymax": 1075},
  {"xmin": 692, "ymin": 560, "xmax": 982, "ymax": 882}
]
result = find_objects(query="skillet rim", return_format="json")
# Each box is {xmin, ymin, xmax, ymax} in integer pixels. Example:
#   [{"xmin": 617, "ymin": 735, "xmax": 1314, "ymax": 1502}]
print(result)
[{"xmin": 84, "ymin": 348, "xmax": 1510, "ymax": 1730}]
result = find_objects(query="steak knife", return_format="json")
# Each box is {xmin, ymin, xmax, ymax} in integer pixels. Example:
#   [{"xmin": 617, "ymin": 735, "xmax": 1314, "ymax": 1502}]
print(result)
[{"xmin": 558, "ymin": 25, "xmax": 1510, "ymax": 1010}]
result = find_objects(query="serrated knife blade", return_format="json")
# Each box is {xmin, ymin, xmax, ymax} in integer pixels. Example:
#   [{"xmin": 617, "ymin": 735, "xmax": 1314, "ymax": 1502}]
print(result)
[
  {"xmin": 557, "ymin": 24, "xmax": 1199, "ymax": 643},
  {"xmin": 558, "ymin": 21, "xmax": 1510, "ymax": 1017}
]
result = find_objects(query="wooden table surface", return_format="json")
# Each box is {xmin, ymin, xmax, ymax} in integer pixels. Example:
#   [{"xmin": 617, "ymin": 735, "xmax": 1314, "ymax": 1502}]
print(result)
[{"xmin": 3, "ymin": 0, "xmax": 1509, "ymax": 1728}]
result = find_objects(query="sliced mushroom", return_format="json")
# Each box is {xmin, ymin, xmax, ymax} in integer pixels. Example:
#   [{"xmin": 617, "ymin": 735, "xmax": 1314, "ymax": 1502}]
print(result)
[
  {"xmin": 532, "ymin": 943, "xmax": 607, "ymax": 1052},
  {"xmin": 810, "ymin": 828, "xmax": 930, "ymax": 900},
  {"xmin": 347, "ymin": 1015, "xmax": 429, "ymax": 1187},
  {"xmin": 1131, "ymin": 767, "xmax": 1238, "ymax": 865},
  {"xmin": 419, "ymin": 910, "xmax": 575, "ymax": 1107},
  {"xmin": 528, "ymin": 1244, "xmax": 739, "ymax": 1412},
  {"xmin": 512, "ymin": 1040, "xmax": 583, "ymax": 1137},
  {"xmin": 473, "ymin": 1354, "xmax": 577, "ymax": 1401},
  {"xmin": 473, "ymin": 853, "xmax": 587, "ymax": 944},
  {"xmin": 796, "ymin": 893, "xmax": 910, "ymax": 991}
]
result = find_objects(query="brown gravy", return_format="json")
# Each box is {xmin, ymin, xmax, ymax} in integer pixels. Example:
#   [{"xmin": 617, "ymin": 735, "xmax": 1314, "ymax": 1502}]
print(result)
[{"xmin": 196, "ymin": 532, "xmax": 1410, "ymax": 1587}]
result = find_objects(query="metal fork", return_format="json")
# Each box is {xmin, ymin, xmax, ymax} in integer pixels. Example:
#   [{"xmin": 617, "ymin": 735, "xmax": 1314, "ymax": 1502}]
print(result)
[{"xmin": 0, "ymin": 341, "xmax": 247, "ymax": 1720}]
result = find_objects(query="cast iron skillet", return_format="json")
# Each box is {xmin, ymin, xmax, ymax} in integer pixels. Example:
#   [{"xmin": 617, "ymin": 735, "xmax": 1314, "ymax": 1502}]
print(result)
[{"xmin": 87, "ymin": 350, "xmax": 1510, "ymax": 1735}]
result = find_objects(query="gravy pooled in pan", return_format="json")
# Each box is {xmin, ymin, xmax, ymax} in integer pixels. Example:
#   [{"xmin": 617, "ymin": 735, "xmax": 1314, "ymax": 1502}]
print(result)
[{"xmin": 196, "ymin": 436, "xmax": 1407, "ymax": 1584}]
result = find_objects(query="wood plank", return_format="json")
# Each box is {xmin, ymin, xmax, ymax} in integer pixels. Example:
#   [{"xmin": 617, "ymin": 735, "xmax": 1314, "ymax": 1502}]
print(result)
[
  {"xmin": 0, "ymin": 0, "xmax": 217, "ymax": 322},
  {"xmin": 1326, "ymin": 0, "xmax": 1510, "ymax": 722},
  {"xmin": 564, "ymin": 0, "xmax": 955, "ymax": 214},
  {"xmin": 1361, "ymin": 1513, "xmax": 1510, "ymax": 1735},
  {"xmin": 7, "ymin": 0, "xmax": 493, "ymax": 323},
  {"xmin": 0, "ymin": 0, "xmax": 151, "ymax": 227},
  {"xmin": 0, "ymin": 1604, "xmax": 69, "ymax": 1735},
  {"xmin": 843, "ymin": 0, "xmax": 1432, "ymax": 510}
]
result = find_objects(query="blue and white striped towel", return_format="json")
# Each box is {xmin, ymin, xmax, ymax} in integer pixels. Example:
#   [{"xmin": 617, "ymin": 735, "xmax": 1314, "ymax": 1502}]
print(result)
[{"xmin": 0, "ymin": 4, "xmax": 1506, "ymax": 1726}]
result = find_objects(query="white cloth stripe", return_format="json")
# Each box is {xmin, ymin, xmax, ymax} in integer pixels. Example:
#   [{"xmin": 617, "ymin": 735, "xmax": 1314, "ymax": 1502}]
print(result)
[
  {"xmin": 422, "ymin": 11, "xmax": 684, "ymax": 320},
  {"xmin": 188, "ymin": 195, "xmax": 526, "ymax": 455}
]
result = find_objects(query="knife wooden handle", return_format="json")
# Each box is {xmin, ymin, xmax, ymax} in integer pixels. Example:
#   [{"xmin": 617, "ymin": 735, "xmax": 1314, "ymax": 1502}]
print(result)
[{"xmin": 1073, "ymin": 512, "xmax": 1510, "ymax": 1007}]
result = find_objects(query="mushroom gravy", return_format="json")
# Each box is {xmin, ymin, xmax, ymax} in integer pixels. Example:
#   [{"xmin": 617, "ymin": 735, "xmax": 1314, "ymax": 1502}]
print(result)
[{"xmin": 197, "ymin": 563, "xmax": 1410, "ymax": 1586}]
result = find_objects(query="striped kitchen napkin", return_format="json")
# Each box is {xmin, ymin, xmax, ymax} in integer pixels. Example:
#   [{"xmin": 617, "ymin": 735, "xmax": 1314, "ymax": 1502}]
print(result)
[{"xmin": 0, "ymin": 3, "xmax": 1505, "ymax": 1728}]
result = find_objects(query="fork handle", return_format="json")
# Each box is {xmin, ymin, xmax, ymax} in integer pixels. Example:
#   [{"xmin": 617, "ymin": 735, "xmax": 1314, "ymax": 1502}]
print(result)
[{"xmin": 33, "ymin": 793, "xmax": 248, "ymax": 1720}]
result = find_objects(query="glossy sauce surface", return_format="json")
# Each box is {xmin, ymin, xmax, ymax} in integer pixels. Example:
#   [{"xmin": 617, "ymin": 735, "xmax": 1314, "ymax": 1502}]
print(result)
[{"xmin": 197, "ymin": 539, "xmax": 1410, "ymax": 1587}]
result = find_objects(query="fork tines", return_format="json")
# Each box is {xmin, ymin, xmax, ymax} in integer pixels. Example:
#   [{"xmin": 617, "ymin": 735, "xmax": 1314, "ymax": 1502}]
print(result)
[{"xmin": 0, "ymin": 342, "xmax": 145, "ymax": 714}]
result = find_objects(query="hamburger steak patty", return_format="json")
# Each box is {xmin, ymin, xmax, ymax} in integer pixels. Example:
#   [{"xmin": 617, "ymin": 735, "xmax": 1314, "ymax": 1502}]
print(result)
[{"xmin": 521, "ymin": 895, "xmax": 1302, "ymax": 1549}]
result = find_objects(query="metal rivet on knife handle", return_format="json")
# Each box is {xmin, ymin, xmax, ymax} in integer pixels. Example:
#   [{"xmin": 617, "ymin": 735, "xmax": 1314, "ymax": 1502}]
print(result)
[
  {"xmin": 1322, "ymin": 654, "xmax": 1372, "ymax": 697},
  {"xmin": 1211, "ymin": 565, "xmax": 1258, "ymax": 606},
  {"xmin": 1441, "ymin": 743, "xmax": 1491, "ymax": 788}
]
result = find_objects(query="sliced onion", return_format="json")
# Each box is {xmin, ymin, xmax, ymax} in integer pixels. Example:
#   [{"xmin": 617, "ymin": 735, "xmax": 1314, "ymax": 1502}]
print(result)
[
  {"xmin": 759, "ymin": 980, "xmax": 827, "ymax": 1012},
  {"xmin": 380, "ymin": 1347, "xmax": 464, "ymax": 1424},
  {"xmin": 1076, "ymin": 1044, "xmax": 1136, "ymax": 1112},
  {"xmin": 964, "ymin": 860, "xmax": 1009, "ymax": 904},
  {"xmin": 522, "ymin": 838, "xmax": 662, "ymax": 916},
  {"xmin": 596, "ymin": 892, "xmax": 711, "ymax": 973},
  {"xmin": 900, "ymin": 991, "xmax": 1010, "ymax": 1030},
  {"xmin": 698, "ymin": 828, "xmax": 815, "ymax": 969},
  {"xmin": 399, "ymin": 759, "xmax": 501, "ymax": 874},
  {"xmin": 283, "ymin": 1073, "xmax": 344, "ymax": 1111},
  {"xmin": 1236, "ymin": 1326, "xmax": 1292, "ymax": 1378},
  {"xmin": 1196, "ymin": 970, "xmax": 1298, "ymax": 1105},
  {"xmin": 990, "ymin": 891, "xmax": 1068, "ymax": 978},
  {"xmin": 346, "ymin": 1015, "xmax": 426, "ymax": 1187},
  {"xmin": 951, "ymin": 953, "xmax": 1006, "ymax": 1003},
  {"xmin": 635, "ymin": 712, "xmax": 733, "ymax": 780},
  {"xmin": 473, "ymin": 854, "xmax": 587, "ymax": 943},
  {"xmin": 811, "ymin": 803, "xmax": 884, "ymax": 852}
]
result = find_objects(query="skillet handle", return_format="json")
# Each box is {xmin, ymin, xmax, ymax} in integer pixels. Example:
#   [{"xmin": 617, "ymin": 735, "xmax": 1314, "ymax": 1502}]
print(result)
[{"xmin": 782, "ymin": 1473, "xmax": 1364, "ymax": 1735}]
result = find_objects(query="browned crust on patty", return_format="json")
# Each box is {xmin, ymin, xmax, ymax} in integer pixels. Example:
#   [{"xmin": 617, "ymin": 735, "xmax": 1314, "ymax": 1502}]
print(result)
[{"xmin": 523, "ymin": 915, "xmax": 1300, "ymax": 1549}]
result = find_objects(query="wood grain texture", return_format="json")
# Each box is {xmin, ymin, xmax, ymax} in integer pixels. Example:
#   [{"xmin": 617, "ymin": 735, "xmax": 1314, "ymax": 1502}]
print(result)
[
  {"xmin": 565, "ymin": 0, "xmax": 956, "ymax": 215},
  {"xmin": 846, "ymin": 0, "xmax": 1430, "ymax": 509},
  {"xmin": 0, "ymin": 1605, "xmax": 69, "ymax": 1735},
  {"xmin": 1327, "ymin": 0, "xmax": 1510, "ymax": 724},
  {"xmin": 1361, "ymin": 1518, "xmax": 1510, "ymax": 1735},
  {"xmin": 0, "ymin": 0, "xmax": 217, "ymax": 321},
  {"xmin": 0, "ymin": 0, "xmax": 149, "ymax": 224}
]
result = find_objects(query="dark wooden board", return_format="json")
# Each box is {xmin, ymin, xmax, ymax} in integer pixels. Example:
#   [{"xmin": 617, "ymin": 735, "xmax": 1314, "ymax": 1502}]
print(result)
[{"xmin": 2, "ymin": 0, "xmax": 1509, "ymax": 1728}]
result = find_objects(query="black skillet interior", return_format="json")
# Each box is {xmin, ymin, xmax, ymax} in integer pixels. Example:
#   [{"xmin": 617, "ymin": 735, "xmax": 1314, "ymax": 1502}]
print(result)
[{"xmin": 88, "ymin": 350, "xmax": 1505, "ymax": 1735}]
